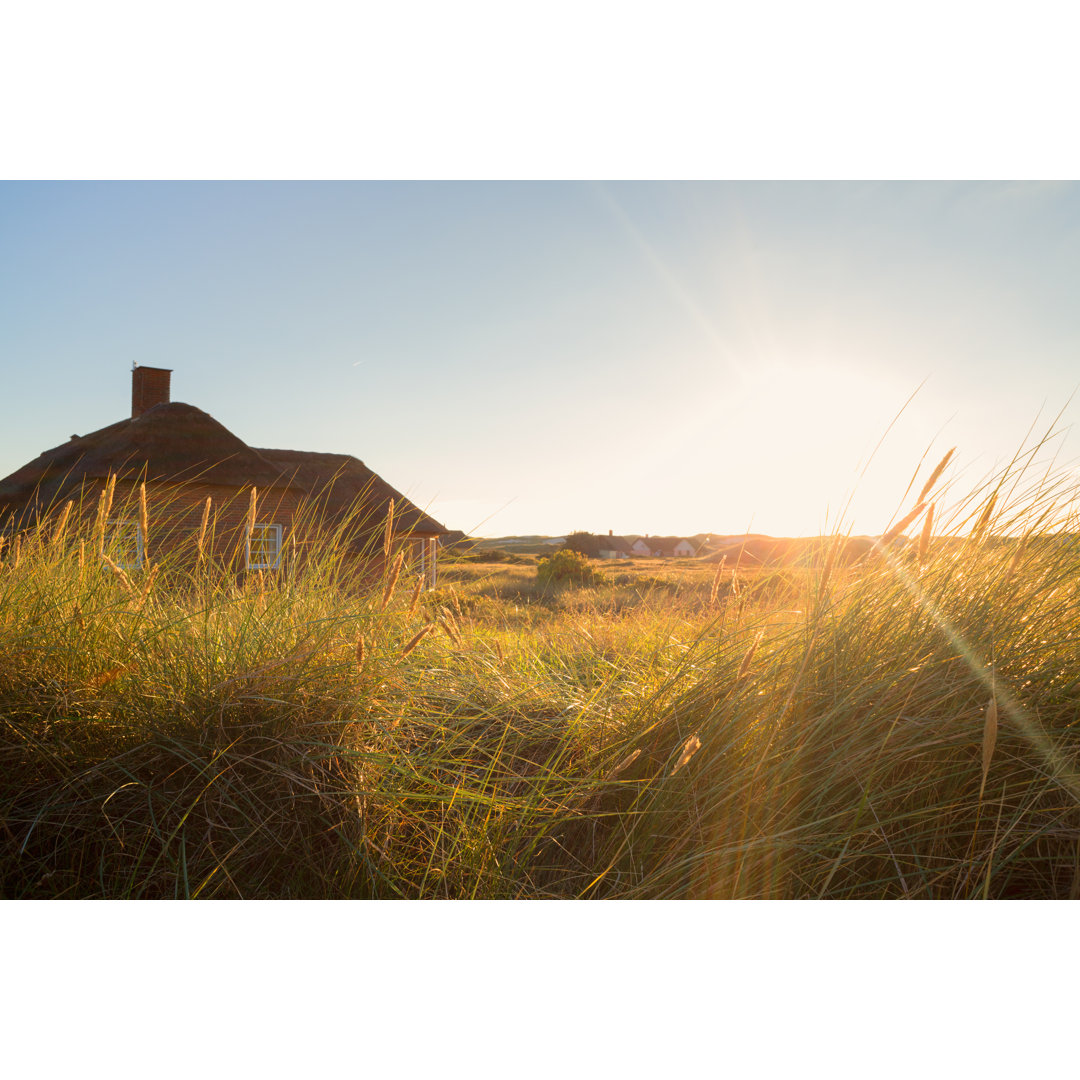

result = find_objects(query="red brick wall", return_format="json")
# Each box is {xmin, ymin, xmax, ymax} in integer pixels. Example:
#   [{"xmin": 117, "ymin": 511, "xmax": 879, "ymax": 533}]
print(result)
[
  {"xmin": 113, "ymin": 479, "xmax": 307, "ymax": 565},
  {"xmin": 18, "ymin": 476, "xmax": 432, "ymax": 580},
  {"xmin": 131, "ymin": 367, "xmax": 172, "ymax": 417}
]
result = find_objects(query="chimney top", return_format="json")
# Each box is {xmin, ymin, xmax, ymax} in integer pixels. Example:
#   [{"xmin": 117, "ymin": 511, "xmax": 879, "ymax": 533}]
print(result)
[{"xmin": 132, "ymin": 365, "xmax": 173, "ymax": 418}]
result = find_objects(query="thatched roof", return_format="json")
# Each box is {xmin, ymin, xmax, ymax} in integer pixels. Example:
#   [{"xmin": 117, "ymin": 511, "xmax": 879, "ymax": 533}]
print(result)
[
  {"xmin": 255, "ymin": 448, "xmax": 445, "ymax": 537},
  {"xmin": 0, "ymin": 402, "xmax": 446, "ymax": 539},
  {"xmin": 0, "ymin": 403, "xmax": 301, "ymax": 513},
  {"xmin": 597, "ymin": 535, "xmax": 633, "ymax": 555}
]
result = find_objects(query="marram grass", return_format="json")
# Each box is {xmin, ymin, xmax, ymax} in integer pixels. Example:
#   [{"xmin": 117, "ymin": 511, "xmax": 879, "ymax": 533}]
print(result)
[{"xmin": 3, "ymin": 440, "xmax": 1080, "ymax": 899}]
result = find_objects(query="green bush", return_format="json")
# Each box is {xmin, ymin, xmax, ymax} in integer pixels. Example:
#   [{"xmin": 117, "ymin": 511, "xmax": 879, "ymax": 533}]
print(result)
[{"xmin": 536, "ymin": 548, "xmax": 601, "ymax": 587}]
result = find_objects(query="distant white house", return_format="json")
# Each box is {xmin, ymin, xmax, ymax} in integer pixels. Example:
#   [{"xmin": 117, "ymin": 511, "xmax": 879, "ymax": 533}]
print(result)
[
  {"xmin": 597, "ymin": 533, "xmax": 632, "ymax": 559},
  {"xmin": 631, "ymin": 536, "xmax": 697, "ymax": 557}
]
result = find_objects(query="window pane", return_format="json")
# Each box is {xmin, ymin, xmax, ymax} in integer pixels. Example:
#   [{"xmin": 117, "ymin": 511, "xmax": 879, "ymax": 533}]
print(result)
[
  {"xmin": 249, "ymin": 524, "xmax": 281, "ymax": 567},
  {"xmin": 106, "ymin": 520, "xmax": 141, "ymax": 567}
]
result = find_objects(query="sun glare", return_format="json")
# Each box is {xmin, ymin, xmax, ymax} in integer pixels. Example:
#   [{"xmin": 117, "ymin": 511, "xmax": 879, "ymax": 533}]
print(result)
[{"xmin": 702, "ymin": 357, "xmax": 925, "ymax": 536}]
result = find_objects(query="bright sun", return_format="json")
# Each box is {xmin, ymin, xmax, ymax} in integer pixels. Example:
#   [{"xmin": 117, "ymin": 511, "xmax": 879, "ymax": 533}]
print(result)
[{"xmin": 676, "ymin": 358, "xmax": 929, "ymax": 537}]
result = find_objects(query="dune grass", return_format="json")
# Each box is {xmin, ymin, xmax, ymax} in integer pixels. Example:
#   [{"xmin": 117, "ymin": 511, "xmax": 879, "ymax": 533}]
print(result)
[{"xmin": 3, "ymin": 441, "xmax": 1080, "ymax": 899}]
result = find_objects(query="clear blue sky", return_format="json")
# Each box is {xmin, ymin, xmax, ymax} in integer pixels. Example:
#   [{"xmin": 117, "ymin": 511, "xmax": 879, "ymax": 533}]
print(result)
[{"xmin": 3, "ymin": 181, "xmax": 1079, "ymax": 538}]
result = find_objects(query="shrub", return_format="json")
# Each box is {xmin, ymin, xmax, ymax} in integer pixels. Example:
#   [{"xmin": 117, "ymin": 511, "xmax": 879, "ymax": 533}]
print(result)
[{"xmin": 536, "ymin": 548, "xmax": 601, "ymax": 587}]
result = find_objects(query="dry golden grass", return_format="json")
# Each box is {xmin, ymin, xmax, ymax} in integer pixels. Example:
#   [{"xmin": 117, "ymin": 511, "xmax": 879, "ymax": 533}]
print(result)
[
  {"xmin": 918, "ymin": 502, "xmax": 935, "ymax": 566},
  {"xmin": 5, "ymin": 428, "xmax": 1080, "ymax": 900},
  {"xmin": 980, "ymin": 695, "xmax": 999, "ymax": 801}
]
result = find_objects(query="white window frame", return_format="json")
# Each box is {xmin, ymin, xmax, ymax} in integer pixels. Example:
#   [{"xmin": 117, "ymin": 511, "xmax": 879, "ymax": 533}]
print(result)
[
  {"xmin": 247, "ymin": 523, "xmax": 283, "ymax": 569},
  {"xmin": 426, "ymin": 537, "xmax": 437, "ymax": 588},
  {"xmin": 413, "ymin": 536, "xmax": 438, "ymax": 588},
  {"xmin": 106, "ymin": 519, "xmax": 144, "ymax": 569}
]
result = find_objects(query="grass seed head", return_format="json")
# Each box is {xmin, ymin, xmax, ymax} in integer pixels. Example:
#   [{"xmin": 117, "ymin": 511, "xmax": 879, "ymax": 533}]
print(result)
[
  {"xmin": 408, "ymin": 574, "xmax": 424, "ymax": 616},
  {"xmin": 875, "ymin": 501, "xmax": 927, "ymax": 552},
  {"xmin": 52, "ymin": 501, "xmax": 73, "ymax": 548},
  {"xmin": 438, "ymin": 615, "xmax": 462, "ymax": 647},
  {"xmin": 608, "ymin": 748, "xmax": 641, "ymax": 779},
  {"xmin": 138, "ymin": 562, "xmax": 160, "ymax": 604},
  {"xmin": 980, "ymin": 696, "xmax": 999, "ymax": 800},
  {"xmin": 971, "ymin": 492, "xmax": 998, "ymax": 544},
  {"xmin": 245, "ymin": 487, "xmax": 257, "ymax": 538},
  {"xmin": 383, "ymin": 499, "xmax": 395, "ymax": 559},
  {"xmin": 197, "ymin": 496, "xmax": 211, "ymax": 562},
  {"xmin": 672, "ymin": 733, "xmax": 702, "ymax": 775},
  {"xmin": 95, "ymin": 473, "xmax": 117, "ymax": 555},
  {"xmin": 917, "ymin": 447, "xmax": 956, "ymax": 504},
  {"xmin": 737, "ymin": 631, "xmax": 764, "ymax": 681},
  {"xmin": 381, "ymin": 550, "xmax": 405, "ymax": 611},
  {"xmin": 92, "ymin": 489, "xmax": 107, "ymax": 555},
  {"xmin": 101, "ymin": 553, "xmax": 134, "ymax": 596},
  {"xmin": 240, "ymin": 488, "xmax": 257, "ymax": 566},
  {"xmin": 400, "ymin": 623, "xmax": 435, "ymax": 658},
  {"xmin": 1005, "ymin": 530, "xmax": 1030, "ymax": 582},
  {"xmin": 138, "ymin": 482, "xmax": 149, "ymax": 559},
  {"xmin": 817, "ymin": 536, "xmax": 842, "ymax": 602},
  {"xmin": 103, "ymin": 473, "xmax": 116, "ymax": 522},
  {"xmin": 709, "ymin": 556, "xmax": 727, "ymax": 605}
]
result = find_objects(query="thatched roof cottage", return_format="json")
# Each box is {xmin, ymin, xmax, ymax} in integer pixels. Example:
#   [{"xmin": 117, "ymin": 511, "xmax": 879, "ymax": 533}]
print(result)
[{"xmin": 0, "ymin": 366, "xmax": 447, "ymax": 581}]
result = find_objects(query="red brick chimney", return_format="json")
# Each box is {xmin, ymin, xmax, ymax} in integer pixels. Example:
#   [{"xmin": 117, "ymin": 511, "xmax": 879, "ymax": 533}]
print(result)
[{"xmin": 132, "ymin": 365, "xmax": 173, "ymax": 417}]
